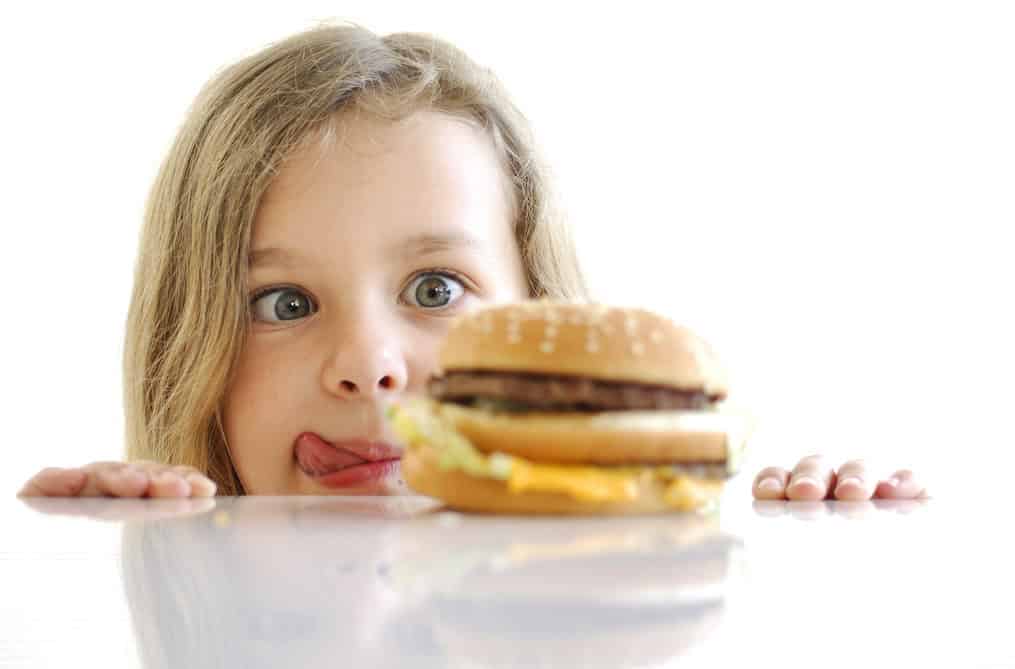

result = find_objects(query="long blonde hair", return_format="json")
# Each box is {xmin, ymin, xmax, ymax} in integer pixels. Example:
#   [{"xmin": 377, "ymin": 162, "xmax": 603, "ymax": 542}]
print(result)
[{"xmin": 123, "ymin": 23, "xmax": 588, "ymax": 493}]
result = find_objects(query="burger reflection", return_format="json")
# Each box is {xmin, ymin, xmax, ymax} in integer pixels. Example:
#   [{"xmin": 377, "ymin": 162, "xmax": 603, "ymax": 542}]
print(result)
[
  {"xmin": 391, "ymin": 510, "xmax": 743, "ymax": 668},
  {"xmin": 117, "ymin": 497, "xmax": 743, "ymax": 668}
]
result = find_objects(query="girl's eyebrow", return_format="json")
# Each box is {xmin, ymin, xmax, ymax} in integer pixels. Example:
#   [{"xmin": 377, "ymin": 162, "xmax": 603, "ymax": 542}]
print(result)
[
  {"xmin": 392, "ymin": 232, "xmax": 484, "ymax": 259},
  {"xmin": 248, "ymin": 233, "xmax": 485, "ymax": 269},
  {"xmin": 248, "ymin": 247, "xmax": 305, "ymax": 269}
]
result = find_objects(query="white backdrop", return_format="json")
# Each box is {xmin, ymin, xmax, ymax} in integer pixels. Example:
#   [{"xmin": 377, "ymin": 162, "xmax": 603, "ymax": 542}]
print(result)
[{"xmin": 2, "ymin": 1, "xmax": 1012, "ymax": 497}]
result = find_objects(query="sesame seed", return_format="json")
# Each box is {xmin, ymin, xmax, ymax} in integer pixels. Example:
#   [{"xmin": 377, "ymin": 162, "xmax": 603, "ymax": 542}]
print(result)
[
  {"xmin": 631, "ymin": 341, "xmax": 645, "ymax": 356},
  {"xmin": 540, "ymin": 341, "xmax": 555, "ymax": 353}
]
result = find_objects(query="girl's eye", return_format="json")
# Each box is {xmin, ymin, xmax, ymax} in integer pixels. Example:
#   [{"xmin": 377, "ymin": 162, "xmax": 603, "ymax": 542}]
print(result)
[
  {"xmin": 403, "ymin": 272, "xmax": 466, "ymax": 310},
  {"xmin": 250, "ymin": 287, "xmax": 317, "ymax": 323}
]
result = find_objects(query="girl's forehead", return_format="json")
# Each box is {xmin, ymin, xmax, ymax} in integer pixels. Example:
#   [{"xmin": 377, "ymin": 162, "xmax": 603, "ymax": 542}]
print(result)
[
  {"xmin": 262, "ymin": 110, "xmax": 506, "ymax": 206},
  {"xmin": 250, "ymin": 110, "xmax": 516, "ymax": 261}
]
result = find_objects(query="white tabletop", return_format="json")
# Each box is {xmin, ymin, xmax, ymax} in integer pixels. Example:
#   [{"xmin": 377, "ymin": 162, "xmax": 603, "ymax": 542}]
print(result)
[{"xmin": 2, "ymin": 495, "xmax": 1009, "ymax": 669}]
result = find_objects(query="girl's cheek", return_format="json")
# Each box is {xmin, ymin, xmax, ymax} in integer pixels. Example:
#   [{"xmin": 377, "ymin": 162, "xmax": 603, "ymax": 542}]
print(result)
[{"xmin": 405, "ymin": 335, "xmax": 445, "ymax": 392}]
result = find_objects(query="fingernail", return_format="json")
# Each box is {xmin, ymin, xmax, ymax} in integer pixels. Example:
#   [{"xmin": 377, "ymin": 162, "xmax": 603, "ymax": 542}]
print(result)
[
  {"xmin": 120, "ymin": 469, "xmax": 147, "ymax": 484},
  {"xmin": 156, "ymin": 472, "xmax": 191, "ymax": 497},
  {"xmin": 758, "ymin": 477, "xmax": 782, "ymax": 494},
  {"xmin": 790, "ymin": 476, "xmax": 820, "ymax": 489},
  {"xmin": 837, "ymin": 476, "xmax": 863, "ymax": 489},
  {"xmin": 186, "ymin": 474, "xmax": 216, "ymax": 495}
]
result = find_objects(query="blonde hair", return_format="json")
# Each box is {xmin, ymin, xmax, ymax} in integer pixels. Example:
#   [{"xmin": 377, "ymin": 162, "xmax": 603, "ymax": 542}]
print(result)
[{"xmin": 123, "ymin": 23, "xmax": 588, "ymax": 494}]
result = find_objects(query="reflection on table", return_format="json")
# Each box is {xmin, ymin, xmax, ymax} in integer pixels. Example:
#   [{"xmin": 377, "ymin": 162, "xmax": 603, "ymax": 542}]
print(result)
[{"xmin": 21, "ymin": 497, "xmax": 741, "ymax": 669}]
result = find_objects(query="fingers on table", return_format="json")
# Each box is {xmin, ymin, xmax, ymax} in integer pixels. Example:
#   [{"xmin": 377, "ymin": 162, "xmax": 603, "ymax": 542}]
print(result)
[
  {"xmin": 752, "ymin": 459, "xmax": 926, "ymax": 502},
  {"xmin": 17, "ymin": 468, "xmax": 88, "ymax": 497},
  {"xmin": 753, "ymin": 467, "xmax": 790, "ymax": 499},
  {"xmin": 752, "ymin": 456, "xmax": 856, "ymax": 501},
  {"xmin": 18, "ymin": 463, "xmax": 217, "ymax": 499},
  {"xmin": 831, "ymin": 459, "xmax": 876, "ymax": 500},
  {"xmin": 874, "ymin": 469, "xmax": 927, "ymax": 499},
  {"xmin": 785, "ymin": 455, "xmax": 836, "ymax": 500}
]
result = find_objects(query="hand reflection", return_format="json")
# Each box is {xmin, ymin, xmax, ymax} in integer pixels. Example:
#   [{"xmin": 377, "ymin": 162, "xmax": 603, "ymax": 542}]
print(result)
[
  {"xmin": 18, "ymin": 496, "xmax": 216, "ymax": 522},
  {"xmin": 752, "ymin": 498, "xmax": 929, "ymax": 520}
]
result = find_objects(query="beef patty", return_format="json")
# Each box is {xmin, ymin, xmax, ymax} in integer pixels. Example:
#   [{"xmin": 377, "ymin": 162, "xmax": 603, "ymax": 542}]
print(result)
[{"xmin": 427, "ymin": 371, "xmax": 723, "ymax": 413}]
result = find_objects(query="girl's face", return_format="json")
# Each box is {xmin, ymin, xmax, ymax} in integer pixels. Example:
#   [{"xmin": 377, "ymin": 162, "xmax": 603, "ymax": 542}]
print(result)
[{"xmin": 222, "ymin": 110, "xmax": 528, "ymax": 494}]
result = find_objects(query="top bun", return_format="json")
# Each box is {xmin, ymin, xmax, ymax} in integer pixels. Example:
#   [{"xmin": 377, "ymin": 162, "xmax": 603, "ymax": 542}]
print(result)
[{"xmin": 438, "ymin": 301, "xmax": 728, "ymax": 397}]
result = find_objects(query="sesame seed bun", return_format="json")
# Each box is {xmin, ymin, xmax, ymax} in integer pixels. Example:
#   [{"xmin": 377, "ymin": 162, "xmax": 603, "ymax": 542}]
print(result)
[{"xmin": 438, "ymin": 301, "xmax": 728, "ymax": 397}]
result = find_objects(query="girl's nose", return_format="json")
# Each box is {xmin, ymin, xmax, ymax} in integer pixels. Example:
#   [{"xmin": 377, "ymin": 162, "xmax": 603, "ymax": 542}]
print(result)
[
  {"xmin": 322, "ymin": 332, "xmax": 409, "ymax": 400},
  {"xmin": 333, "ymin": 372, "xmax": 402, "ymax": 398}
]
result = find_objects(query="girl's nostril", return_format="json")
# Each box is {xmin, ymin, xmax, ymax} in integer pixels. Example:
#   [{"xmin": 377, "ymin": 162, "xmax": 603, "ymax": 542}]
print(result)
[
  {"xmin": 378, "ymin": 376, "xmax": 393, "ymax": 389},
  {"xmin": 340, "ymin": 380, "xmax": 358, "ymax": 393}
]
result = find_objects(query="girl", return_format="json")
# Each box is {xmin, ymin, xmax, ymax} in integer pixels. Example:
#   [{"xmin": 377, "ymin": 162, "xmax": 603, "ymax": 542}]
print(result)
[{"xmin": 16, "ymin": 24, "xmax": 926, "ymax": 503}]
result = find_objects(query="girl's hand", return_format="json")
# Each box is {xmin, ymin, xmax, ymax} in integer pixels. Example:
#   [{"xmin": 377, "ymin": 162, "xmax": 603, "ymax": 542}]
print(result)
[
  {"xmin": 751, "ymin": 455, "xmax": 928, "ymax": 501},
  {"xmin": 16, "ymin": 461, "xmax": 217, "ymax": 498}
]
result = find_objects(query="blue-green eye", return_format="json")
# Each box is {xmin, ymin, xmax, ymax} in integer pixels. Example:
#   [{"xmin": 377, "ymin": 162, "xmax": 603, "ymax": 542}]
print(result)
[
  {"xmin": 403, "ymin": 272, "xmax": 465, "ymax": 309},
  {"xmin": 251, "ymin": 287, "xmax": 316, "ymax": 323}
]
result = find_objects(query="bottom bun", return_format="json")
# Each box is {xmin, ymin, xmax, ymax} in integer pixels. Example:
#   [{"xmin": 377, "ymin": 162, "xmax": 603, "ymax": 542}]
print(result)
[{"xmin": 402, "ymin": 442, "xmax": 725, "ymax": 515}]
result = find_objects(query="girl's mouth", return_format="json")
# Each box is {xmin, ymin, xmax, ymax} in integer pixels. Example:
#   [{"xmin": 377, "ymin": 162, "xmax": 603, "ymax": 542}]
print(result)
[{"xmin": 294, "ymin": 432, "xmax": 403, "ymax": 489}]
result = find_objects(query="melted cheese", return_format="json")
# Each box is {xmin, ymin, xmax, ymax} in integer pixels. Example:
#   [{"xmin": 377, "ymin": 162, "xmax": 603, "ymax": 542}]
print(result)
[
  {"xmin": 507, "ymin": 460, "xmax": 641, "ymax": 502},
  {"xmin": 507, "ymin": 460, "xmax": 714, "ymax": 509},
  {"xmin": 663, "ymin": 477, "xmax": 712, "ymax": 511}
]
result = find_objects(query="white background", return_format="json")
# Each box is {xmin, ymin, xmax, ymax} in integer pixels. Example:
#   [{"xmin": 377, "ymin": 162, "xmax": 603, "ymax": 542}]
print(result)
[{"xmin": 2, "ymin": 1, "xmax": 1012, "ymax": 498}]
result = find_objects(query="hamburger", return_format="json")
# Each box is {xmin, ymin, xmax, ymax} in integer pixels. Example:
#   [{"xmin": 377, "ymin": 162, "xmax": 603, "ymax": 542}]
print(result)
[{"xmin": 389, "ymin": 300, "xmax": 749, "ymax": 514}]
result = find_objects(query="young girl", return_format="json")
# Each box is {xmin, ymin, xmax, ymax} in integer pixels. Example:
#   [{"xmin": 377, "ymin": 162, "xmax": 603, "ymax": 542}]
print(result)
[{"xmin": 16, "ymin": 24, "xmax": 926, "ymax": 503}]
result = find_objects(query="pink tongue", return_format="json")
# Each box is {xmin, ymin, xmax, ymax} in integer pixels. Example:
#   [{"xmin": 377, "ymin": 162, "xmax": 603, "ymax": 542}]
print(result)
[{"xmin": 295, "ymin": 433, "xmax": 365, "ymax": 476}]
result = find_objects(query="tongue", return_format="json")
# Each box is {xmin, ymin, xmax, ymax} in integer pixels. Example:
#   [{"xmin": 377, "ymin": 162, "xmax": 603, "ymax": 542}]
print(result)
[{"xmin": 295, "ymin": 433, "xmax": 365, "ymax": 476}]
